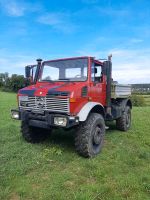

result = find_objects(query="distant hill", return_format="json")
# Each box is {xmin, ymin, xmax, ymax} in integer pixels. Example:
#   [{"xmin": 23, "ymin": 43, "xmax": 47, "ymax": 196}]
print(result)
[{"xmin": 131, "ymin": 84, "xmax": 150, "ymax": 93}]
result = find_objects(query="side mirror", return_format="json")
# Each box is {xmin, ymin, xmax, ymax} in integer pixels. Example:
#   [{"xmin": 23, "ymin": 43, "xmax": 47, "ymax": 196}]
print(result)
[
  {"xmin": 25, "ymin": 66, "xmax": 31, "ymax": 78},
  {"xmin": 25, "ymin": 65, "xmax": 37, "ymax": 85}
]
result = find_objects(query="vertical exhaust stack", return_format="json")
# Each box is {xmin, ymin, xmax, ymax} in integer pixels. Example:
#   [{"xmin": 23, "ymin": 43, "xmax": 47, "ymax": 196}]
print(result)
[
  {"xmin": 36, "ymin": 58, "xmax": 42, "ymax": 66},
  {"xmin": 106, "ymin": 54, "xmax": 112, "ymax": 116},
  {"xmin": 34, "ymin": 58, "xmax": 42, "ymax": 83}
]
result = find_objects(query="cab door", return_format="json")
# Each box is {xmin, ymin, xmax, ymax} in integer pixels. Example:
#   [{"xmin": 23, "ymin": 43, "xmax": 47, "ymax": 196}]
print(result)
[{"xmin": 89, "ymin": 61, "xmax": 106, "ymax": 105}]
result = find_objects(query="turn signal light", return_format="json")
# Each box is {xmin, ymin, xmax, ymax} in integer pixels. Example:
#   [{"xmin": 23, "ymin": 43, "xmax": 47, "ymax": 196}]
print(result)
[{"xmin": 70, "ymin": 98, "xmax": 76, "ymax": 103}]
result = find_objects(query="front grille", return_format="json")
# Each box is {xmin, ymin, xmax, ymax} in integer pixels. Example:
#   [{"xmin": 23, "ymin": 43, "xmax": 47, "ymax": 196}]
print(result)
[{"xmin": 19, "ymin": 96, "xmax": 70, "ymax": 113}]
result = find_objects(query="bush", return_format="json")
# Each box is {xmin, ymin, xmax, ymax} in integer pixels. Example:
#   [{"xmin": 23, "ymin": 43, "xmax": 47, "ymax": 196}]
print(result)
[
  {"xmin": 131, "ymin": 95, "xmax": 146, "ymax": 107},
  {"xmin": 9, "ymin": 74, "xmax": 27, "ymax": 92},
  {"xmin": 1, "ymin": 87, "xmax": 12, "ymax": 92},
  {"xmin": 0, "ymin": 72, "xmax": 29, "ymax": 92}
]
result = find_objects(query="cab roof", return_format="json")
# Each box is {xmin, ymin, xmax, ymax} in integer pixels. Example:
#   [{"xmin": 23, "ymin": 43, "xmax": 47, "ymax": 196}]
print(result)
[{"xmin": 43, "ymin": 56, "xmax": 104, "ymax": 65}]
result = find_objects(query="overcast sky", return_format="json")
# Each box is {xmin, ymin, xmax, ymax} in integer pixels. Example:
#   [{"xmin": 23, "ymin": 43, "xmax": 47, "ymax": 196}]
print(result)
[{"xmin": 0, "ymin": 0, "xmax": 150, "ymax": 83}]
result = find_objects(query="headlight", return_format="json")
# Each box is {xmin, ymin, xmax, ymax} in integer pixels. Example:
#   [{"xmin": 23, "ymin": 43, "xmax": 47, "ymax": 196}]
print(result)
[
  {"xmin": 54, "ymin": 117, "xmax": 67, "ymax": 127},
  {"xmin": 11, "ymin": 110, "xmax": 20, "ymax": 120},
  {"xmin": 19, "ymin": 96, "xmax": 28, "ymax": 101}
]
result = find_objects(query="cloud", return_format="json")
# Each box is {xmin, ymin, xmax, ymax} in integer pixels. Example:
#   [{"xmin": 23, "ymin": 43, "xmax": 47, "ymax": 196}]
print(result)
[
  {"xmin": 109, "ymin": 48, "xmax": 150, "ymax": 83},
  {"xmin": 0, "ymin": 49, "xmax": 72, "ymax": 75},
  {"xmin": 0, "ymin": 0, "xmax": 41, "ymax": 17},
  {"xmin": 38, "ymin": 13, "xmax": 64, "ymax": 26},
  {"xmin": 0, "ymin": 0, "xmax": 26, "ymax": 16},
  {"xmin": 77, "ymin": 48, "xmax": 150, "ymax": 84},
  {"xmin": 0, "ymin": 49, "xmax": 36, "ymax": 75},
  {"xmin": 130, "ymin": 38, "xmax": 143, "ymax": 44},
  {"xmin": 37, "ymin": 12, "xmax": 77, "ymax": 33},
  {"xmin": 113, "ymin": 69, "xmax": 150, "ymax": 84}
]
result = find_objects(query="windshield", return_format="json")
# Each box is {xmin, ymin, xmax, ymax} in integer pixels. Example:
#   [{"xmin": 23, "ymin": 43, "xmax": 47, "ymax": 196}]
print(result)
[{"xmin": 39, "ymin": 58, "xmax": 88, "ymax": 82}]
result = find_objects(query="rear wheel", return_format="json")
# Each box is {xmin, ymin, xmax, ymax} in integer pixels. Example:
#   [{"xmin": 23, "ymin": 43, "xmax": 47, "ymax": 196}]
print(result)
[
  {"xmin": 116, "ymin": 106, "xmax": 131, "ymax": 131},
  {"xmin": 75, "ymin": 113, "xmax": 105, "ymax": 158},
  {"xmin": 21, "ymin": 121, "xmax": 51, "ymax": 143}
]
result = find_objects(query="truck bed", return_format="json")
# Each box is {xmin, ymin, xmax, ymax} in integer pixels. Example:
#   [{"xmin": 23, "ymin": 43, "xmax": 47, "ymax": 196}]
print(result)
[{"xmin": 111, "ymin": 83, "xmax": 131, "ymax": 98}]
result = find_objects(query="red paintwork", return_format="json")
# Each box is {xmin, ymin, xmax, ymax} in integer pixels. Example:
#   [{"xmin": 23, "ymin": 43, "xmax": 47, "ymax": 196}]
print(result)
[{"xmin": 18, "ymin": 57, "xmax": 107, "ymax": 116}]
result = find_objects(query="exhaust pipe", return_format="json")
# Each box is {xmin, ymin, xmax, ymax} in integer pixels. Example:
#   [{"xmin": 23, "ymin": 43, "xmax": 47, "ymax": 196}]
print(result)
[{"xmin": 36, "ymin": 58, "xmax": 42, "ymax": 66}]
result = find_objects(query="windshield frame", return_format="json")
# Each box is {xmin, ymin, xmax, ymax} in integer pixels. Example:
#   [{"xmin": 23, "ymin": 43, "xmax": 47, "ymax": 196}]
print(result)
[{"xmin": 39, "ymin": 57, "xmax": 89, "ymax": 82}]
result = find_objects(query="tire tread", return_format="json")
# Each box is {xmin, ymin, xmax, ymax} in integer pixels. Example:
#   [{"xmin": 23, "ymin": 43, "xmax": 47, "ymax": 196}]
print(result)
[{"xmin": 75, "ymin": 113, "xmax": 105, "ymax": 158}]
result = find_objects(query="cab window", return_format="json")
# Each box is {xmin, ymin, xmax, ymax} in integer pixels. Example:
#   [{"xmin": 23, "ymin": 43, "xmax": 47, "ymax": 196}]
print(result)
[{"xmin": 91, "ymin": 62, "xmax": 103, "ymax": 82}]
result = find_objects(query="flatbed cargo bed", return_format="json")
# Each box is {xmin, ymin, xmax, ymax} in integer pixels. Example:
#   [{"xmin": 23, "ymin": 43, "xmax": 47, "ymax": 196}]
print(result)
[{"xmin": 111, "ymin": 83, "xmax": 131, "ymax": 98}]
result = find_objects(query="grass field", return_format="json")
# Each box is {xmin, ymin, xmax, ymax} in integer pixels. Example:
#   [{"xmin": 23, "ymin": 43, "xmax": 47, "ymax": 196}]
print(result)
[{"xmin": 0, "ymin": 91, "xmax": 150, "ymax": 200}]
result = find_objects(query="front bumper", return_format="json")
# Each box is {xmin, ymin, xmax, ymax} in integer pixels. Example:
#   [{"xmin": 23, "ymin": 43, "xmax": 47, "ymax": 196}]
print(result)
[{"xmin": 11, "ymin": 109, "xmax": 79, "ymax": 129}]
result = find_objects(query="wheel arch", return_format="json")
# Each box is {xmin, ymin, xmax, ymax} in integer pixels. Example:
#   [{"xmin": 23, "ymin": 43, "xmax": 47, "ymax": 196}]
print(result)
[
  {"xmin": 126, "ymin": 98, "xmax": 132, "ymax": 109},
  {"xmin": 77, "ymin": 102, "xmax": 105, "ymax": 122},
  {"xmin": 117, "ymin": 98, "xmax": 132, "ymax": 110}
]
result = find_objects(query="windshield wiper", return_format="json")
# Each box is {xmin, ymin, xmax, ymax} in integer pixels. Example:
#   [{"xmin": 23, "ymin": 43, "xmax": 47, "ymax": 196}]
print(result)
[{"xmin": 58, "ymin": 78, "xmax": 70, "ymax": 81}]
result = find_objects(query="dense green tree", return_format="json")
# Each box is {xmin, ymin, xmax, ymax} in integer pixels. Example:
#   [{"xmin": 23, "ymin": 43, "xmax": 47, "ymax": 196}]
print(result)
[
  {"xmin": 0, "ymin": 72, "xmax": 28, "ymax": 92},
  {"xmin": 9, "ymin": 74, "xmax": 26, "ymax": 92}
]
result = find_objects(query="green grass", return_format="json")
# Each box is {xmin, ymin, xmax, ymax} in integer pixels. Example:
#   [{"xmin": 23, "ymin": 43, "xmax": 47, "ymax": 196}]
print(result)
[{"xmin": 0, "ymin": 91, "xmax": 150, "ymax": 200}]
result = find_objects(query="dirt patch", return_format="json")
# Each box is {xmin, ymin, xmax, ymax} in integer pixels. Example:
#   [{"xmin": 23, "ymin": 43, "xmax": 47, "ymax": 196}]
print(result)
[
  {"xmin": 10, "ymin": 193, "xmax": 20, "ymax": 200},
  {"xmin": 64, "ymin": 180, "xmax": 75, "ymax": 188}
]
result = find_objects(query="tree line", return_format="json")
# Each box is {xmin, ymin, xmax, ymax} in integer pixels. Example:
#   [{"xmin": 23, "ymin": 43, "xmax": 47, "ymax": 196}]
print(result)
[
  {"xmin": 132, "ymin": 84, "xmax": 150, "ymax": 94},
  {"xmin": 0, "ymin": 72, "xmax": 29, "ymax": 92}
]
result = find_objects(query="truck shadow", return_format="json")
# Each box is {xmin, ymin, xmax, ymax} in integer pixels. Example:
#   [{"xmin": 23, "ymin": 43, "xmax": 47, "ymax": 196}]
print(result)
[
  {"xmin": 43, "ymin": 122, "xmax": 117, "ymax": 151},
  {"xmin": 44, "ymin": 128, "xmax": 75, "ymax": 152},
  {"xmin": 106, "ymin": 121, "xmax": 117, "ymax": 132}
]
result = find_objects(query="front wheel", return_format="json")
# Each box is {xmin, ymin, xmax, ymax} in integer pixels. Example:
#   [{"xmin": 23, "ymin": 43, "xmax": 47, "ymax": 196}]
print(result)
[
  {"xmin": 116, "ymin": 106, "xmax": 131, "ymax": 131},
  {"xmin": 75, "ymin": 113, "xmax": 105, "ymax": 158},
  {"xmin": 21, "ymin": 121, "xmax": 51, "ymax": 143}
]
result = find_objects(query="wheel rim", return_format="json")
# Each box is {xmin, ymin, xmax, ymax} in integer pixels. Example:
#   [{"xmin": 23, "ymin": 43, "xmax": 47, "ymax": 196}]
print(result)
[{"xmin": 93, "ymin": 125, "xmax": 103, "ymax": 147}]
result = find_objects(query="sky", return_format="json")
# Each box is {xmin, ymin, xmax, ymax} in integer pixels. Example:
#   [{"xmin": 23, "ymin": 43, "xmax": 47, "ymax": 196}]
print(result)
[{"xmin": 0, "ymin": 0, "xmax": 150, "ymax": 83}]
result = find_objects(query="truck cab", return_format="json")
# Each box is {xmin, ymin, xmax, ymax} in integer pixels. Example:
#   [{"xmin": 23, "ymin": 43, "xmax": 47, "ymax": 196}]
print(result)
[{"xmin": 11, "ymin": 56, "xmax": 132, "ymax": 158}]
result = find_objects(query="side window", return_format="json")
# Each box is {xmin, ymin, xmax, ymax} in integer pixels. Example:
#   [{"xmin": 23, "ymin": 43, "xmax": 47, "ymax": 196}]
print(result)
[{"xmin": 91, "ymin": 63, "xmax": 102, "ymax": 82}]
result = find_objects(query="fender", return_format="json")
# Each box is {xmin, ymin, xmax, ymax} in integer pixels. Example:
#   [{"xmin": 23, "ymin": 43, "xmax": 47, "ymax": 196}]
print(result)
[
  {"xmin": 77, "ymin": 102, "xmax": 104, "ymax": 121},
  {"xmin": 117, "ymin": 98, "xmax": 132, "ymax": 111}
]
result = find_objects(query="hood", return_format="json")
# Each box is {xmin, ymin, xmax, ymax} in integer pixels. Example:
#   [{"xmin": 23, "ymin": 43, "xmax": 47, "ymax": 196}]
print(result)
[{"xmin": 19, "ymin": 82, "xmax": 87, "ymax": 97}]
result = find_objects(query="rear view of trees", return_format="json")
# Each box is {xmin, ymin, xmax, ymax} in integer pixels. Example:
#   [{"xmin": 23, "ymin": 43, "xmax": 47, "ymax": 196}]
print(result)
[{"xmin": 0, "ymin": 72, "xmax": 28, "ymax": 92}]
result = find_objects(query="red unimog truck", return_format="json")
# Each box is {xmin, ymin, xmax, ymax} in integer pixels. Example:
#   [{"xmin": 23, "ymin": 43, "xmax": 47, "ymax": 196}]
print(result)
[{"xmin": 11, "ymin": 55, "xmax": 132, "ymax": 158}]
